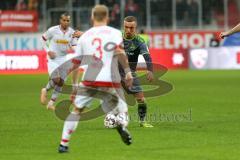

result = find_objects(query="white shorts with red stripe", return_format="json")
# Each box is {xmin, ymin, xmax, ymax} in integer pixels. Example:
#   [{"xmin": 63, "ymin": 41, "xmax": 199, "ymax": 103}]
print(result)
[{"xmin": 74, "ymin": 81, "xmax": 128, "ymax": 114}]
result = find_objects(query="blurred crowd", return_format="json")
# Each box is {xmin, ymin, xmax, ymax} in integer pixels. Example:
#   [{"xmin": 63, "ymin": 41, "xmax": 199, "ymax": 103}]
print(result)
[
  {"xmin": 1, "ymin": 0, "xmax": 240, "ymax": 30},
  {"xmin": 0, "ymin": 0, "xmax": 38, "ymax": 11}
]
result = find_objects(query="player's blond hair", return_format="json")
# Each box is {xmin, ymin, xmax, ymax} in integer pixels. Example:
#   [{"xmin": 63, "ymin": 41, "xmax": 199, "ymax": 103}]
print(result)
[{"xmin": 91, "ymin": 5, "xmax": 109, "ymax": 22}]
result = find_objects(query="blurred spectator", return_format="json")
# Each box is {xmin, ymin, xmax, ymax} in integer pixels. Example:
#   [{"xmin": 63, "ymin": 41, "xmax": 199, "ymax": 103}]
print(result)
[
  {"xmin": 101, "ymin": 0, "xmax": 116, "ymax": 7},
  {"xmin": 125, "ymin": 0, "xmax": 139, "ymax": 17},
  {"xmin": 54, "ymin": 0, "xmax": 68, "ymax": 8},
  {"xmin": 0, "ymin": 1, "xmax": 7, "ymax": 10},
  {"xmin": 202, "ymin": 0, "xmax": 212, "ymax": 24},
  {"xmin": 101, "ymin": 0, "xmax": 116, "ymax": 14},
  {"xmin": 187, "ymin": 0, "xmax": 199, "ymax": 26},
  {"xmin": 111, "ymin": 3, "xmax": 121, "ymax": 28},
  {"xmin": 15, "ymin": 0, "xmax": 27, "ymax": 10},
  {"xmin": 209, "ymin": 34, "xmax": 220, "ymax": 47},
  {"xmin": 0, "ymin": 0, "xmax": 17, "ymax": 10},
  {"xmin": 176, "ymin": 0, "xmax": 188, "ymax": 27},
  {"xmin": 157, "ymin": 0, "xmax": 172, "ymax": 27},
  {"xmin": 100, "ymin": 0, "xmax": 120, "ymax": 28},
  {"xmin": 73, "ymin": 0, "xmax": 95, "ymax": 7},
  {"xmin": 28, "ymin": 0, "xmax": 38, "ymax": 10}
]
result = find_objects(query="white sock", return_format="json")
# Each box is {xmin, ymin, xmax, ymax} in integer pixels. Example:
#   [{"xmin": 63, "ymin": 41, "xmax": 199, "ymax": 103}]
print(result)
[
  {"xmin": 46, "ymin": 80, "xmax": 55, "ymax": 91},
  {"xmin": 60, "ymin": 112, "xmax": 80, "ymax": 146},
  {"xmin": 50, "ymin": 86, "xmax": 62, "ymax": 101}
]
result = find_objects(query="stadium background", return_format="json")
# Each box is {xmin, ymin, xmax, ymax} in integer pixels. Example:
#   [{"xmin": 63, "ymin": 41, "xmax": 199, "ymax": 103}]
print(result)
[{"xmin": 1, "ymin": 0, "xmax": 240, "ymax": 160}]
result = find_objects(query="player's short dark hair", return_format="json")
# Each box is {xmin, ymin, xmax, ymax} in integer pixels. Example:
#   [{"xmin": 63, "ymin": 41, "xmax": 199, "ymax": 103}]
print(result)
[
  {"xmin": 124, "ymin": 16, "xmax": 137, "ymax": 24},
  {"xmin": 60, "ymin": 12, "xmax": 70, "ymax": 19}
]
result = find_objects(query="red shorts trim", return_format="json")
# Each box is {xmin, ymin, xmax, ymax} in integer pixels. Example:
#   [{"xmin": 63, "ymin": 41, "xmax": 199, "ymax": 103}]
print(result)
[
  {"xmin": 82, "ymin": 81, "xmax": 120, "ymax": 88},
  {"xmin": 61, "ymin": 139, "xmax": 69, "ymax": 143}
]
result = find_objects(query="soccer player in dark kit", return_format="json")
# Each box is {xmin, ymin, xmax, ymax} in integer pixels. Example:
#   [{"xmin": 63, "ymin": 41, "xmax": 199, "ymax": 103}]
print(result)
[{"xmin": 120, "ymin": 16, "xmax": 154, "ymax": 128}]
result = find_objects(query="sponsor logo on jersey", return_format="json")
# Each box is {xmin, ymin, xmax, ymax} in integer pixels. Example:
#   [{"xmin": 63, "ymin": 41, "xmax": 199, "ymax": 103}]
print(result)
[
  {"xmin": 126, "ymin": 52, "xmax": 134, "ymax": 56},
  {"xmin": 56, "ymin": 39, "xmax": 69, "ymax": 44}
]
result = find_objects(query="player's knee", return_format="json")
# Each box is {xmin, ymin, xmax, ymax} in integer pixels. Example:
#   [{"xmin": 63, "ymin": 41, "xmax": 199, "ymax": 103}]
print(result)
[
  {"xmin": 136, "ymin": 98, "xmax": 145, "ymax": 104},
  {"xmin": 58, "ymin": 79, "xmax": 64, "ymax": 86},
  {"xmin": 52, "ymin": 78, "xmax": 61, "ymax": 85},
  {"xmin": 52, "ymin": 78, "xmax": 64, "ymax": 86},
  {"xmin": 73, "ymin": 105, "xmax": 85, "ymax": 114}
]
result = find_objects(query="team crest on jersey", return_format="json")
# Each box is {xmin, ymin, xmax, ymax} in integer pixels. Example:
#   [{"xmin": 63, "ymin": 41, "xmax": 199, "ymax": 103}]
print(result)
[
  {"xmin": 129, "ymin": 44, "xmax": 136, "ymax": 50},
  {"xmin": 124, "ymin": 40, "xmax": 136, "ymax": 51}
]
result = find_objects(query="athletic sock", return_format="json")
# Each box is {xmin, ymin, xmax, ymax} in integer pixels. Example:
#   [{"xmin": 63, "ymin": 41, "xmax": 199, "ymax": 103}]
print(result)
[
  {"xmin": 50, "ymin": 85, "xmax": 62, "ymax": 101},
  {"xmin": 46, "ymin": 80, "xmax": 55, "ymax": 91},
  {"xmin": 60, "ymin": 112, "xmax": 80, "ymax": 146},
  {"xmin": 138, "ymin": 103, "xmax": 147, "ymax": 122}
]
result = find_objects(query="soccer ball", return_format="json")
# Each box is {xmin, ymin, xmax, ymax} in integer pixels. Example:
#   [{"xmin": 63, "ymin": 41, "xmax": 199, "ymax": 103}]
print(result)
[
  {"xmin": 116, "ymin": 113, "xmax": 129, "ymax": 127},
  {"xmin": 104, "ymin": 113, "xmax": 117, "ymax": 128}
]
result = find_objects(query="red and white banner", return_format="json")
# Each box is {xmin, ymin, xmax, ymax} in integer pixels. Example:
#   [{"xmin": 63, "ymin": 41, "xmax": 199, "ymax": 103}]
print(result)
[
  {"xmin": 138, "ymin": 49, "xmax": 189, "ymax": 69},
  {"xmin": 0, "ymin": 51, "xmax": 47, "ymax": 74},
  {"xmin": 0, "ymin": 10, "xmax": 38, "ymax": 32},
  {"xmin": 189, "ymin": 47, "xmax": 240, "ymax": 69},
  {"xmin": 148, "ymin": 31, "xmax": 221, "ymax": 49},
  {"xmin": 0, "ymin": 49, "xmax": 188, "ymax": 74}
]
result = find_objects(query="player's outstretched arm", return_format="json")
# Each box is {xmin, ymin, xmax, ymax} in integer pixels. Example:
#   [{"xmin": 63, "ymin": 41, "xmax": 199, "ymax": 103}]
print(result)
[{"xmin": 220, "ymin": 23, "xmax": 240, "ymax": 39}]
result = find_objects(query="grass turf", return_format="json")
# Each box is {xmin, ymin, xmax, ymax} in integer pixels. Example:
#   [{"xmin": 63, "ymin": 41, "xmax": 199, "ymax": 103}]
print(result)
[{"xmin": 0, "ymin": 70, "xmax": 239, "ymax": 160}]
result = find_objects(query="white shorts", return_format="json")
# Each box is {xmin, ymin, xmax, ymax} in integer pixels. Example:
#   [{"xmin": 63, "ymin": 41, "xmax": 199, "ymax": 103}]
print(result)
[
  {"xmin": 74, "ymin": 84, "xmax": 128, "ymax": 114},
  {"xmin": 47, "ymin": 56, "xmax": 72, "ymax": 80}
]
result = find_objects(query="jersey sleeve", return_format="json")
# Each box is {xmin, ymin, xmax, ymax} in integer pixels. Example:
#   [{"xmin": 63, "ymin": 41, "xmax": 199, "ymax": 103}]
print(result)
[
  {"xmin": 113, "ymin": 30, "xmax": 124, "ymax": 47},
  {"xmin": 41, "ymin": 27, "xmax": 54, "ymax": 52},
  {"xmin": 42, "ymin": 27, "xmax": 54, "ymax": 41},
  {"xmin": 139, "ymin": 41, "xmax": 150, "ymax": 55},
  {"xmin": 138, "ymin": 37, "xmax": 153, "ymax": 71}
]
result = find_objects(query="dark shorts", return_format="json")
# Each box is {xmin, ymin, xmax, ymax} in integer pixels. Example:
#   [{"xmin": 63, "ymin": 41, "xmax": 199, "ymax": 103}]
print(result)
[{"xmin": 121, "ymin": 72, "xmax": 142, "ymax": 94}]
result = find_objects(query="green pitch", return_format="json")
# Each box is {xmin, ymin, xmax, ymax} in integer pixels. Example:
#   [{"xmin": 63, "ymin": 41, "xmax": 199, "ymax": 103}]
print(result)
[{"xmin": 0, "ymin": 70, "xmax": 240, "ymax": 160}]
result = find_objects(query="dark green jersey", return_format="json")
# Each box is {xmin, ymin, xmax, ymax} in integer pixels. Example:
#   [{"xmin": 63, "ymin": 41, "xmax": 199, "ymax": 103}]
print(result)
[{"xmin": 123, "ymin": 34, "xmax": 153, "ymax": 72}]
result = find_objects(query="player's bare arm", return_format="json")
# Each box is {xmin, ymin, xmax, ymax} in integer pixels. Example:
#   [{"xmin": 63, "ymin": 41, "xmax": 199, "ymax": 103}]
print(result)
[
  {"xmin": 220, "ymin": 23, "xmax": 240, "ymax": 39},
  {"xmin": 115, "ymin": 47, "xmax": 133, "ymax": 88}
]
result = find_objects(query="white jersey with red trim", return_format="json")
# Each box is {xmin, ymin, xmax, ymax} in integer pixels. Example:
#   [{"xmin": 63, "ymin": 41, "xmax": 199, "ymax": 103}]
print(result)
[
  {"xmin": 42, "ymin": 25, "xmax": 77, "ymax": 57},
  {"xmin": 75, "ymin": 25, "xmax": 123, "ymax": 84}
]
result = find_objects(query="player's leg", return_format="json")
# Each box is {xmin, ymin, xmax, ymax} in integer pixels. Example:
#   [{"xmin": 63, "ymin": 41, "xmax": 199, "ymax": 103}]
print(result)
[
  {"xmin": 116, "ymin": 90, "xmax": 132, "ymax": 145},
  {"xmin": 134, "ymin": 92, "xmax": 153, "ymax": 128},
  {"xmin": 122, "ymin": 73, "xmax": 153, "ymax": 128},
  {"xmin": 103, "ymin": 88, "xmax": 132, "ymax": 145},
  {"xmin": 40, "ymin": 79, "xmax": 56, "ymax": 105},
  {"xmin": 58, "ymin": 106, "xmax": 83, "ymax": 153},
  {"xmin": 41, "ymin": 59, "xmax": 61, "ymax": 106},
  {"xmin": 58, "ymin": 89, "xmax": 93, "ymax": 153},
  {"xmin": 46, "ymin": 77, "xmax": 65, "ymax": 110},
  {"xmin": 44, "ymin": 59, "xmax": 71, "ymax": 110}
]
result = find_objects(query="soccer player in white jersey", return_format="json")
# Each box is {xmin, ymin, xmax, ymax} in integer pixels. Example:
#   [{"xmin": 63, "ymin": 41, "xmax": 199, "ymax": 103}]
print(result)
[
  {"xmin": 58, "ymin": 5, "xmax": 133, "ymax": 153},
  {"xmin": 40, "ymin": 12, "xmax": 82, "ymax": 110}
]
